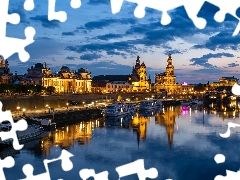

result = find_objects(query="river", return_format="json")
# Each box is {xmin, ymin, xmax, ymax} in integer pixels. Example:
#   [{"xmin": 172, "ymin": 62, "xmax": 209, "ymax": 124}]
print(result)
[{"xmin": 3, "ymin": 105, "xmax": 240, "ymax": 180}]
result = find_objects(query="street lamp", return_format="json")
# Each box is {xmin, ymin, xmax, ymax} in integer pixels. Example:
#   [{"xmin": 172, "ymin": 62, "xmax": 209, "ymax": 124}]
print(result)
[
  {"xmin": 17, "ymin": 106, "xmax": 20, "ymax": 115},
  {"xmin": 66, "ymin": 102, "xmax": 69, "ymax": 110},
  {"xmin": 22, "ymin": 108, "xmax": 26, "ymax": 116}
]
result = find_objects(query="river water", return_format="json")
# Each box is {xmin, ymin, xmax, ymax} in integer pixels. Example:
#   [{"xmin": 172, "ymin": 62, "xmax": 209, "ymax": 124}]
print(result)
[{"xmin": 3, "ymin": 105, "xmax": 240, "ymax": 180}]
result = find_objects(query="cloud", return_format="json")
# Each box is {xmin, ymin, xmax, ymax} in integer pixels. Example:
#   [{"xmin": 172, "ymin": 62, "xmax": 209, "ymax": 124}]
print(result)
[
  {"xmin": 9, "ymin": 37, "xmax": 68, "ymax": 73},
  {"xmin": 65, "ymin": 5, "xmax": 237, "ymax": 60},
  {"xmin": 84, "ymin": 18, "xmax": 137, "ymax": 30},
  {"xmin": 29, "ymin": 15, "xmax": 61, "ymax": 28},
  {"xmin": 228, "ymin": 62, "xmax": 239, "ymax": 67},
  {"xmin": 65, "ymin": 41, "xmax": 139, "ymax": 58},
  {"xmin": 190, "ymin": 53, "xmax": 235, "ymax": 68},
  {"xmin": 192, "ymin": 31, "xmax": 240, "ymax": 51},
  {"xmin": 80, "ymin": 53, "xmax": 102, "ymax": 61},
  {"xmin": 88, "ymin": 0, "xmax": 110, "ymax": 5},
  {"xmin": 65, "ymin": 56, "xmax": 76, "ymax": 60},
  {"xmin": 62, "ymin": 32, "xmax": 75, "ymax": 36},
  {"xmin": 164, "ymin": 49, "xmax": 185, "ymax": 55},
  {"xmin": 95, "ymin": 34, "xmax": 123, "ymax": 40}
]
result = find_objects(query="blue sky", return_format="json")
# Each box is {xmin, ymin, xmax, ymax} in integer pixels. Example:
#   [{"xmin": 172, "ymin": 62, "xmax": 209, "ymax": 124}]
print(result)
[{"xmin": 6, "ymin": 0, "xmax": 240, "ymax": 83}]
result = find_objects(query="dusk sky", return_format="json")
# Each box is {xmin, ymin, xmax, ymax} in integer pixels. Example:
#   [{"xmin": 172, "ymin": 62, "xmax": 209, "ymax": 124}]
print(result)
[{"xmin": 6, "ymin": 0, "xmax": 240, "ymax": 84}]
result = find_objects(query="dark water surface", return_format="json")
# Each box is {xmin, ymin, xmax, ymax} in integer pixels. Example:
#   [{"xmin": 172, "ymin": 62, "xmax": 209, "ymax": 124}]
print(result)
[{"xmin": 3, "ymin": 106, "xmax": 240, "ymax": 180}]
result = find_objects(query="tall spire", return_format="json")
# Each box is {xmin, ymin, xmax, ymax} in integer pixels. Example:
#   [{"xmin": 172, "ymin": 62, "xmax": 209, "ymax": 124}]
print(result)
[
  {"xmin": 168, "ymin": 52, "xmax": 172, "ymax": 59},
  {"xmin": 136, "ymin": 56, "xmax": 140, "ymax": 64}
]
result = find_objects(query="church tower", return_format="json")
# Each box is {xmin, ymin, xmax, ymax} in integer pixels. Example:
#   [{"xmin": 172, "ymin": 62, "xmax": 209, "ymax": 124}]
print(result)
[
  {"xmin": 165, "ymin": 53, "xmax": 176, "ymax": 85},
  {"xmin": 135, "ymin": 56, "xmax": 141, "ymax": 70}
]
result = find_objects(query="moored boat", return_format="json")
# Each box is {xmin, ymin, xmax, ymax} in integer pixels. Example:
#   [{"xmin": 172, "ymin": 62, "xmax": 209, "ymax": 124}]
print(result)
[{"xmin": 139, "ymin": 99, "xmax": 162, "ymax": 110}]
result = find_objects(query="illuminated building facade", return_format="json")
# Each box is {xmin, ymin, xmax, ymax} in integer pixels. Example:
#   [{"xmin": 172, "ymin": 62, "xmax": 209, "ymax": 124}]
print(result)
[
  {"xmin": 106, "ymin": 81, "xmax": 133, "ymax": 93},
  {"xmin": 128, "ymin": 56, "xmax": 151, "ymax": 92},
  {"xmin": 92, "ymin": 75, "xmax": 129, "ymax": 93},
  {"xmin": 210, "ymin": 76, "xmax": 239, "ymax": 88},
  {"xmin": 154, "ymin": 54, "xmax": 181, "ymax": 95},
  {"xmin": 181, "ymin": 82, "xmax": 194, "ymax": 95},
  {"xmin": 43, "ymin": 66, "xmax": 92, "ymax": 93},
  {"xmin": 26, "ymin": 62, "xmax": 51, "ymax": 85}
]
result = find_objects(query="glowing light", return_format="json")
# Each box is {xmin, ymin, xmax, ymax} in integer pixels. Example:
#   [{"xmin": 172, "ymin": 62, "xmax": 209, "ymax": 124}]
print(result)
[{"xmin": 182, "ymin": 82, "xmax": 188, "ymax": 85}]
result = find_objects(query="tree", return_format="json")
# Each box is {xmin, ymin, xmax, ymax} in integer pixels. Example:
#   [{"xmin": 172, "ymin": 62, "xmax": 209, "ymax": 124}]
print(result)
[{"xmin": 46, "ymin": 86, "xmax": 55, "ymax": 95}]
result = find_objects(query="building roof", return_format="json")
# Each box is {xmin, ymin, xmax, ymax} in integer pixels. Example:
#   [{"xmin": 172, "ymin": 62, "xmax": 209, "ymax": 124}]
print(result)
[
  {"xmin": 92, "ymin": 81, "xmax": 107, "ymax": 87},
  {"xmin": 92, "ymin": 75, "xmax": 129, "ymax": 82},
  {"xmin": 221, "ymin": 76, "xmax": 238, "ymax": 80}
]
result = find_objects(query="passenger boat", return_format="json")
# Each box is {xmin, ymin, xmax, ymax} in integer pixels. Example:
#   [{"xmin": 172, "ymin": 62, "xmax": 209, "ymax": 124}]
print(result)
[
  {"xmin": 103, "ymin": 103, "xmax": 137, "ymax": 117},
  {"xmin": 29, "ymin": 117, "xmax": 56, "ymax": 131},
  {"xmin": 104, "ymin": 104, "xmax": 122, "ymax": 117},
  {"xmin": 0, "ymin": 124, "xmax": 44, "ymax": 148},
  {"xmin": 181, "ymin": 99, "xmax": 203, "ymax": 106},
  {"xmin": 180, "ymin": 100, "xmax": 192, "ymax": 106},
  {"xmin": 139, "ymin": 99, "xmax": 162, "ymax": 110}
]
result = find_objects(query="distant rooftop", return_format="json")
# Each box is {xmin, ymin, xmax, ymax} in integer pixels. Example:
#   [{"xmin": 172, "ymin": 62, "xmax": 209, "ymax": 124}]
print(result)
[
  {"xmin": 221, "ymin": 76, "xmax": 238, "ymax": 80},
  {"xmin": 92, "ymin": 75, "xmax": 129, "ymax": 82}
]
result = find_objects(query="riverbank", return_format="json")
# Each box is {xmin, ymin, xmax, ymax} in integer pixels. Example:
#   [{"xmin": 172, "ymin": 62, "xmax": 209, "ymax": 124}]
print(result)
[
  {"xmin": 26, "ymin": 108, "xmax": 103, "ymax": 128},
  {"xmin": 0, "ymin": 92, "xmax": 158, "ymax": 112},
  {"xmin": 22, "ymin": 99, "xmax": 182, "ymax": 127}
]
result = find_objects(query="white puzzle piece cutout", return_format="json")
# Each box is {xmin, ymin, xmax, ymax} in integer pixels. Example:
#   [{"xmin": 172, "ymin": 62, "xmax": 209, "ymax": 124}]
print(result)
[{"xmin": 20, "ymin": 149, "xmax": 74, "ymax": 180}]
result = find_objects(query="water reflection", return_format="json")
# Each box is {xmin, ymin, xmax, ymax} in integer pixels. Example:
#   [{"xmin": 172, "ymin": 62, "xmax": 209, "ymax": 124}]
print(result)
[
  {"xmin": 3, "ymin": 104, "xmax": 240, "ymax": 180},
  {"xmin": 155, "ymin": 106, "xmax": 182, "ymax": 149},
  {"xmin": 41, "ymin": 120, "xmax": 100, "ymax": 156}
]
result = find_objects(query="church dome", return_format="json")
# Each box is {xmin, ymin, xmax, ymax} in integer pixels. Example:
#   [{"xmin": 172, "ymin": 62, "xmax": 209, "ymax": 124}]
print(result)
[{"xmin": 60, "ymin": 66, "xmax": 70, "ymax": 72}]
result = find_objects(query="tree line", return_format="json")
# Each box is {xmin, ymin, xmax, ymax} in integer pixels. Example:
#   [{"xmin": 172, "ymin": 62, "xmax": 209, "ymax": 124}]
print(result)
[{"xmin": 0, "ymin": 84, "xmax": 55, "ymax": 95}]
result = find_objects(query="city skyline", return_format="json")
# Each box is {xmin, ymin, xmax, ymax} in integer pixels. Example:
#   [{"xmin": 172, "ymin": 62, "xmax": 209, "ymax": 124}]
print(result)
[{"xmin": 6, "ymin": 0, "xmax": 240, "ymax": 84}]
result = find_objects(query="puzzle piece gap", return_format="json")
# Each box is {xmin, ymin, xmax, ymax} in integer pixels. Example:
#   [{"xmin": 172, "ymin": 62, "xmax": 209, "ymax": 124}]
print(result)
[
  {"xmin": 79, "ymin": 169, "xmax": 109, "ymax": 180},
  {"xmin": 48, "ymin": 0, "xmax": 67, "ymax": 22},
  {"xmin": 109, "ymin": 0, "xmax": 240, "ymax": 36},
  {"xmin": 70, "ymin": 0, "xmax": 81, "ymax": 9},
  {"xmin": 0, "ymin": 156, "xmax": 15, "ymax": 180},
  {"xmin": 24, "ymin": 0, "xmax": 35, "ymax": 11},
  {"xmin": 214, "ymin": 154, "xmax": 225, "ymax": 164}
]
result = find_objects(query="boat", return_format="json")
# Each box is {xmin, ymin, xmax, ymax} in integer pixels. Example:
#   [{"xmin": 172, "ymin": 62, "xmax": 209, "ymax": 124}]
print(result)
[
  {"xmin": 191, "ymin": 99, "xmax": 203, "ymax": 105},
  {"xmin": 180, "ymin": 99, "xmax": 203, "ymax": 107},
  {"xmin": 105, "ymin": 114, "xmax": 133, "ymax": 128},
  {"xmin": 139, "ymin": 99, "xmax": 162, "ymax": 110},
  {"xmin": 152, "ymin": 99, "xmax": 163, "ymax": 107},
  {"xmin": 104, "ymin": 104, "xmax": 122, "ymax": 117},
  {"xmin": 125, "ymin": 103, "xmax": 137, "ymax": 113},
  {"xmin": 103, "ymin": 102, "xmax": 137, "ymax": 117},
  {"xmin": 0, "ymin": 124, "xmax": 44, "ymax": 149},
  {"xmin": 29, "ymin": 117, "xmax": 56, "ymax": 131},
  {"xmin": 180, "ymin": 100, "xmax": 192, "ymax": 106}
]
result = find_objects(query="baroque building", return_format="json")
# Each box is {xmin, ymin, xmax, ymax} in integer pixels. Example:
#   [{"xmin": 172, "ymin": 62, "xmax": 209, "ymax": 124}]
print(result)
[
  {"xmin": 154, "ymin": 54, "xmax": 181, "ymax": 95},
  {"xmin": 25, "ymin": 62, "xmax": 51, "ymax": 85},
  {"xmin": 209, "ymin": 76, "xmax": 239, "ymax": 89},
  {"xmin": 42, "ymin": 66, "xmax": 92, "ymax": 93},
  {"xmin": 0, "ymin": 56, "xmax": 12, "ymax": 84},
  {"xmin": 92, "ymin": 56, "xmax": 151, "ymax": 93},
  {"xmin": 128, "ymin": 56, "xmax": 151, "ymax": 92},
  {"xmin": 92, "ymin": 75, "xmax": 130, "ymax": 93}
]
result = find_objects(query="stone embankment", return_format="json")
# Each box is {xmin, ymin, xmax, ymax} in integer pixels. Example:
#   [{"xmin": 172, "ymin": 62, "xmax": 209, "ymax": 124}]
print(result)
[{"xmin": 0, "ymin": 92, "xmax": 157, "ymax": 111}]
